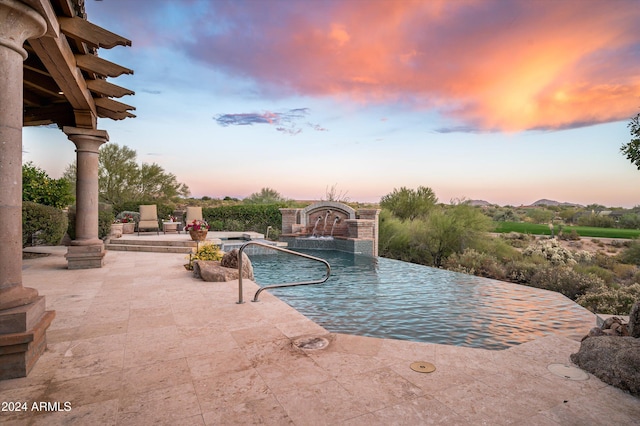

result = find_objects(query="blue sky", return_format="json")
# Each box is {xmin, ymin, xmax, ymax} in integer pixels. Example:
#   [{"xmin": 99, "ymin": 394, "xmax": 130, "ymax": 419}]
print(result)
[{"xmin": 23, "ymin": 0, "xmax": 640, "ymax": 207}]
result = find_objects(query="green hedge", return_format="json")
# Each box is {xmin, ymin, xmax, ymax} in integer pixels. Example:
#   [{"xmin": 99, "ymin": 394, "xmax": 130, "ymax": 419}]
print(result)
[
  {"xmin": 67, "ymin": 204, "xmax": 114, "ymax": 240},
  {"xmin": 22, "ymin": 201, "xmax": 68, "ymax": 247},
  {"xmin": 203, "ymin": 204, "xmax": 283, "ymax": 234}
]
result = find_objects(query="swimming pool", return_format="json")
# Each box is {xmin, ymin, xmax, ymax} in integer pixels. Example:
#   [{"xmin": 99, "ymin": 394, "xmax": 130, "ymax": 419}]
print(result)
[{"xmin": 249, "ymin": 250, "xmax": 594, "ymax": 350}]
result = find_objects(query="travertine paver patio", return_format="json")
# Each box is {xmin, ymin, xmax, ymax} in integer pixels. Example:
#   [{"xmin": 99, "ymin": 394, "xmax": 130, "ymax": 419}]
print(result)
[{"xmin": 1, "ymin": 246, "xmax": 639, "ymax": 425}]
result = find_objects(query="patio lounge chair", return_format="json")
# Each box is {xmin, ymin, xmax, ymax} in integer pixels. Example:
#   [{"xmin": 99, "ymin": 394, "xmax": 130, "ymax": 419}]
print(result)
[
  {"xmin": 185, "ymin": 206, "xmax": 203, "ymax": 224},
  {"xmin": 138, "ymin": 204, "xmax": 160, "ymax": 235}
]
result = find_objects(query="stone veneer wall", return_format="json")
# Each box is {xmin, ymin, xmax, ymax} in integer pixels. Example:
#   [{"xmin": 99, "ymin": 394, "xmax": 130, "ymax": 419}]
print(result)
[
  {"xmin": 279, "ymin": 236, "xmax": 377, "ymax": 257},
  {"xmin": 279, "ymin": 203, "xmax": 380, "ymax": 257}
]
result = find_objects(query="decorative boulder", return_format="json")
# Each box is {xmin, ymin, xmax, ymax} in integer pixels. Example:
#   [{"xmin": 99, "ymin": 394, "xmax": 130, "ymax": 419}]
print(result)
[
  {"xmin": 570, "ymin": 336, "xmax": 640, "ymax": 396},
  {"xmin": 192, "ymin": 250, "xmax": 254, "ymax": 282},
  {"xmin": 193, "ymin": 261, "xmax": 239, "ymax": 282},
  {"xmin": 220, "ymin": 249, "xmax": 254, "ymax": 281}
]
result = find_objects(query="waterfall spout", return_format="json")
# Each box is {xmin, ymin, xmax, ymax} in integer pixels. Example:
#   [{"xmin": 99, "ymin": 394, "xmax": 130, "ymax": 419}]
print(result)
[
  {"xmin": 311, "ymin": 216, "xmax": 322, "ymax": 237},
  {"xmin": 330, "ymin": 216, "xmax": 339, "ymax": 237},
  {"xmin": 322, "ymin": 210, "xmax": 331, "ymax": 236}
]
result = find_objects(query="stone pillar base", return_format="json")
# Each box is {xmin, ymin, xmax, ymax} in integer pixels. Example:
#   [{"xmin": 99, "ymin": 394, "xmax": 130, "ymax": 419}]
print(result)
[
  {"xmin": 0, "ymin": 297, "xmax": 55, "ymax": 380},
  {"xmin": 66, "ymin": 244, "xmax": 106, "ymax": 269}
]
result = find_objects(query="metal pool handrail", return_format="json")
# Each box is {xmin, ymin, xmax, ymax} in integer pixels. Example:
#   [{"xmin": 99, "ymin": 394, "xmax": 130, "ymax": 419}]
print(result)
[{"xmin": 237, "ymin": 241, "xmax": 331, "ymax": 303}]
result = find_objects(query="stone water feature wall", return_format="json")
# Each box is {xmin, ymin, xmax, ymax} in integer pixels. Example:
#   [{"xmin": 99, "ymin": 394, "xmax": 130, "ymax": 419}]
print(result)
[{"xmin": 280, "ymin": 202, "xmax": 380, "ymax": 256}]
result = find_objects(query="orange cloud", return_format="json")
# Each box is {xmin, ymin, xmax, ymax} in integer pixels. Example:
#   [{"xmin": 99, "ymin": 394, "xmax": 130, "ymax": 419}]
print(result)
[
  {"xmin": 96, "ymin": 0, "xmax": 640, "ymax": 131},
  {"xmin": 224, "ymin": 0, "xmax": 639, "ymax": 131}
]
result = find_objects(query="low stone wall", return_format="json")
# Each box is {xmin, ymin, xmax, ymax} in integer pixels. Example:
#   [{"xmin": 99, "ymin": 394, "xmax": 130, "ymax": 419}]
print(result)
[{"xmin": 279, "ymin": 236, "xmax": 376, "ymax": 256}]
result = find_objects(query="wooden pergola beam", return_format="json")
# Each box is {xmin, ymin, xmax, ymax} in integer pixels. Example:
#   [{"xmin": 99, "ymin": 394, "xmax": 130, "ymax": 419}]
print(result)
[
  {"xmin": 86, "ymin": 79, "xmax": 135, "ymax": 98},
  {"xmin": 24, "ymin": 104, "xmax": 74, "ymax": 127},
  {"xmin": 75, "ymin": 54, "xmax": 133, "ymax": 78},
  {"xmin": 94, "ymin": 96, "xmax": 135, "ymax": 113},
  {"xmin": 96, "ymin": 107, "xmax": 136, "ymax": 121},
  {"xmin": 59, "ymin": 16, "xmax": 131, "ymax": 49},
  {"xmin": 23, "ymin": 68, "xmax": 62, "ymax": 97},
  {"xmin": 28, "ymin": 34, "xmax": 97, "ymax": 128}
]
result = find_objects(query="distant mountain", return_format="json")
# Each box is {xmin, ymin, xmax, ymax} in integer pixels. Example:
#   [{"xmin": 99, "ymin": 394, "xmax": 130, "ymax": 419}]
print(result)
[
  {"xmin": 530, "ymin": 199, "xmax": 584, "ymax": 208},
  {"xmin": 468, "ymin": 200, "xmax": 494, "ymax": 207}
]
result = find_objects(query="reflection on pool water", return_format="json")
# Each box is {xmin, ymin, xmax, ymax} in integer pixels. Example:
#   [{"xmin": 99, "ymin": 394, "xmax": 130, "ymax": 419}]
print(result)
[{"xmin": 249, "ymin": 250, "xmax": 594, "ymax": 350}]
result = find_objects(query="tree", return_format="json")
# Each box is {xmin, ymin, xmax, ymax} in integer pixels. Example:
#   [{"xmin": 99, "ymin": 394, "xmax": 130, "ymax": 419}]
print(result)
[
  {"xmin": 621, "ymin": 112, "xmax": 640, "ymax": 169},
  {"xmin": 138, "ymin": 163, "xmax": 190, "ymax": 202},
  {"xmin": 380, "ymin": 186, "xmax": 438, "ymax": 221},
  {"xmin": 63, "ymin": 143, "xmax": 190, "ymax": 209},
  {"xmin": 22, "ymin": 162, "xmax": 74, "ymax": 209},
  {"xmin": 244, "ymin": 187, "xmax": 286, "ymax": 204},
  {"xmin": 98, "ymin": 143, "xmax": 140, "ymax": 205},
  {"xmin": 411, "ymin": 202, "xmax": 492, "ymax": 267}
]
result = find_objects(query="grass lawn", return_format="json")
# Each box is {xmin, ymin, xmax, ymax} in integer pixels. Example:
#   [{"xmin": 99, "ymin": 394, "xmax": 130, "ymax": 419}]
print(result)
[{"xmin": 493, "ymin": 221, "xmax": 640, "ymax": 239}]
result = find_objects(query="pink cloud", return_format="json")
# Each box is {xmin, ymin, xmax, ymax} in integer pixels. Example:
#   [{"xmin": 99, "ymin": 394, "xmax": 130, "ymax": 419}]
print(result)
[{"xmin": 90, "ymin": 0, "xmax": 640, "ymax": 131}]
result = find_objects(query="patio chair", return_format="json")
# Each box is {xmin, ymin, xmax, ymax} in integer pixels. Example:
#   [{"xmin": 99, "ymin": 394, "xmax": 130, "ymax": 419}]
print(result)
[
  {"xmin": 185, "ymin": 206, "xmax": 203, "ymax": 224},
  {"xmin": 138, "ymin": 204, "xmax": 160, "ymax": 235}
]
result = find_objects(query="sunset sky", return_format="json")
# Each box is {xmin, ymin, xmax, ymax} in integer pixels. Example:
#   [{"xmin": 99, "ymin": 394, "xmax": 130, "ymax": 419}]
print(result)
[{"xmin": 23, "ymin": 0, "xmax": 640, "ymax": 207}]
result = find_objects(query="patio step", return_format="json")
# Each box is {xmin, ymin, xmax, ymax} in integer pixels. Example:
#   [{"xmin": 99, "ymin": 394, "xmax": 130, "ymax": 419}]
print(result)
[
  {"xmin": 106, "ymin": 243, "xmax": 194, "ymax": 254},
  {"xmin": 105, "ymin": 238, "xmax": 197, "ymax": 254}
]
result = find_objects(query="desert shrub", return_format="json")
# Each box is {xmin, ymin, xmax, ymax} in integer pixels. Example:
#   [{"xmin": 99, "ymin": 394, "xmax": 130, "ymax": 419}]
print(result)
[
  {"xmin": 22, "ymin": 201, "xmax": 68, "ymax": 247},
  {"xmin": 500, "ymin": 232, "xmax": 531, "ymax": 241},
  {"xmin": 493, "ymin": 209, "xmax": 520, "ymax": 222},
  {"xmin": 409, "ymin": 204, "xmax": 491, "ymax": 267},
  {"xmin": 576, "ymin": 283, "xmax": 640, "ymax": 315},
  {"xmin": 522, "ymin": 239, "xmax": 576, "ymax": 266},
  {"xmin": 528, "ymin": 265, "xmax": 604, "ymax": 300},
  {"xmin": 573, "ymin": 265, "xmax": 615, "ymax": 285},
  {"xmin": 444, "ymin": 249, "xmax": 506, "ymax": 279},
  {"xmin": 618, "ymin": 240, "xmax": 640, "ymax": 265},
  {"xmin": 476, "ymin": 236, "xmax": 521, "ymax": 261},
  {"xmin": 378, "ymin": 210, "xmax": 413, "ymax": 261},
  {"xmin": 578, "ymin": 214, "xmax": 615, "ymax": 228},
  {"xmin": 592, "ymin": 252, "xmax": 618, "ymax": 270},
  {"xmin": 613, "ymin": 263, "xmax": 639, "ymax": 282},
  {"xmin": 572, "ymin": 250, "xmax": 593, "ymax": 264},
  {"xmin": 558, "ymin": 229, "xmax": 580, "ymax": 241},
  {"xmin": 619, "ymin": 213, "xmax": 640, "ymax": 230},
  {"xmin": 504, "ymin": 260, "xmax": 541, "ymax": 284},
  {"xmin": 500, "ymin": 232, "xmax": 536, "ymax": 249}
]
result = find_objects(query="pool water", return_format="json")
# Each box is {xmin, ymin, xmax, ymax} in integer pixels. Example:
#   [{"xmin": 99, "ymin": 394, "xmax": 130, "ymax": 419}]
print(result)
[{"xmin": 249, "ymin": 250, "xmax": 594, "ymax": 350}]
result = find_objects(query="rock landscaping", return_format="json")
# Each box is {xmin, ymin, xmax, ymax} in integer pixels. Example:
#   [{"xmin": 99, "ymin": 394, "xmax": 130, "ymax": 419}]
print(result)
[{"xmin": 571, "ymin": 302, "xmax": 640, "ymax": 396}]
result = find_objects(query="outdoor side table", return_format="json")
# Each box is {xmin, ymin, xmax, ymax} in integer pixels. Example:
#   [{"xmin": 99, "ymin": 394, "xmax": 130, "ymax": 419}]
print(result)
[{"xmin": 163, "ymin": 221, "xmax": 180, "ymax": 234}]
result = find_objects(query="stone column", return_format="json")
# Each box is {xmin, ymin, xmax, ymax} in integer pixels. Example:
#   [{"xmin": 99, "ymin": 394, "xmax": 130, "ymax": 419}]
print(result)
[
  {"xmin": 0, "ymin": 0, "xmax": 45, "ymax": 310},
  {"xmin": 358, "ymin": 209, "xmax": 380, "ymax": 256},
  {"xmin": 63, "ymin": 127, "xmax": 109, "ymax": 269},
  {"xmin": 279, "ymin": 208, "xmax": 300, "ymax": 234},
  {"xmin": 0, "ymin": 0, "xmax": 55, "ymax": 380}
]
